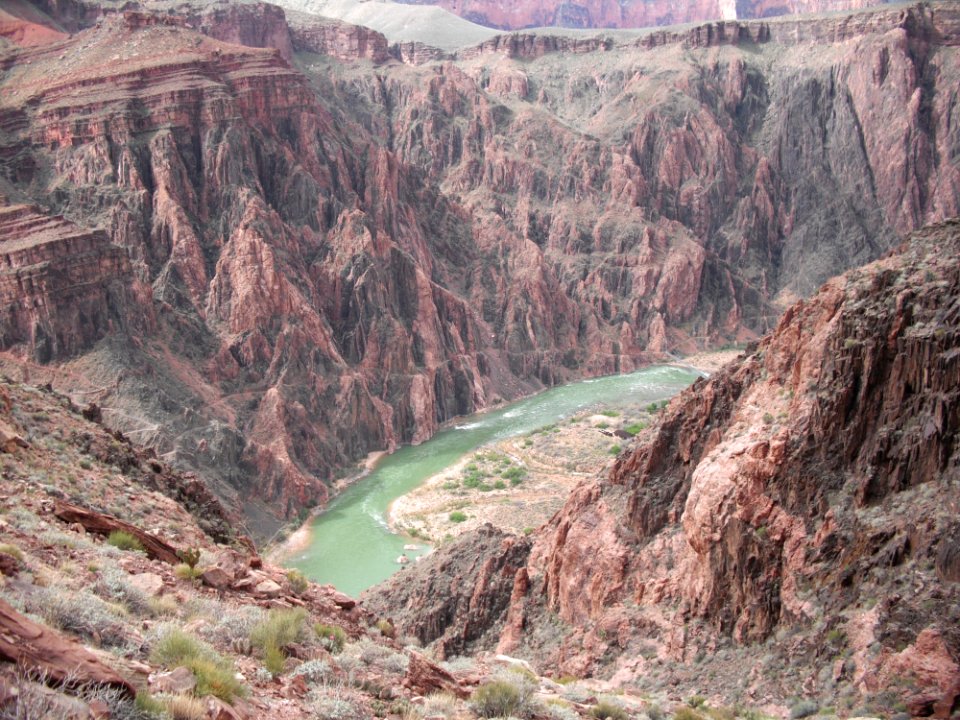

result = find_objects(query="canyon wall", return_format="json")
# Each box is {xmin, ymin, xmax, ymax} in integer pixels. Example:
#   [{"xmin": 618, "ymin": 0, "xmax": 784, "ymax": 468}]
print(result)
[
  {"xmin": 369, "ymin": 219, "xmax": 960, "ymax": 713},
  {"xmin": 0, "ymin": 1, "xmax": 957, "ymax": 536},
  {"xmin": 393, "ymin": 0, "xmax": 886, "ymax": 31}
]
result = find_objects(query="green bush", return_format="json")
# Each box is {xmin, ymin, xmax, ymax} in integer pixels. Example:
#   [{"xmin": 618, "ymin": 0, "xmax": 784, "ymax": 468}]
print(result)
[
  {"xmin": 174, "ymin": 563, "xmax": 203, "ymax": 580},
  {"xmin": 286, "ymin": 569, "xmax": 309, "ymax": 595},
  {"xmin": 449, "ymin": 511, "xmax": 467, "ymax": 523},
  {"xmin": 0, "ymin": 543, "xmax": 24, "ymax": 563},
  {"xmin": 177, "ymin": 547, "xmax": 201, "ymax": 569},
  {"xmin": 470, "ymin": 680, "xmax": 524, "ymax": 718},
  {"xmin": 150, "ymin": 627, "xmax": 245, "ymax": 701},
  {"xmin": 250, "ymin": 608, "xmax": 308, "ymax": 676},
  {"xmin": 150, "ymin": 627, "xmax": 216, "ymax": 667},
  {"xmin": 186, "ymin": 657, "xmax": 245, "ymax": 701},
  {"xmin": 590, "ymin": 700, "xmax": 628, "ymax": 720},
  {"xmin": 609, "ymin": 445, "xmax": 621, "ymax": 455},
  {"xmin": 106, "ymin": 530, "xmax": 145, "ymax": 553},
  {"xmin": 376, "ymin": 619, "xmax": 396, "ymax": 638},
  {"xmin": 674, "ymin": 709, "xmax": 706, "ymax": 720},
  {"xmin": 789, "ymin": 701, "xmax": 819, "ymax": 719},
  {"xmin": 623, "ymin": 422, "xmax": 646, "ymax": 436},
  {"xmin": 315, "ymin": 623, "xmax": 346, "ymax": 654}
]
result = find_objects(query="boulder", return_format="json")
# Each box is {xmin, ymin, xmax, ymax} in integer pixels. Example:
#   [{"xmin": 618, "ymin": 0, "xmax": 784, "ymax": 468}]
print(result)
[
  {"xmin": 151, "ymin": 666, "xmax": 197, "ymax": 695},
  {"xmin": 201, "ymin": 566, "xmax": 233, "ymax": 590},
  {"xmin": 127, "ymin": 572, "xmax": 164, "ymax": 596},
  {"xmin": 254, "ymin": 579, "xmax": 283, "ymax": 598}
]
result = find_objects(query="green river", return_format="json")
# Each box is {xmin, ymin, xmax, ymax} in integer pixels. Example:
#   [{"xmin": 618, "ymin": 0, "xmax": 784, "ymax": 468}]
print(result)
[{"xmin": 287, "ymin": 365, "xmax": 701, "ymax": 597}]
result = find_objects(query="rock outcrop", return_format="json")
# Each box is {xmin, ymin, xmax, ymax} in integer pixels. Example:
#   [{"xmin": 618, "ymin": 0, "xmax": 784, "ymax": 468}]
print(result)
[
  {"xmin": 370, "ymin": 219, "xmax": 960, "ymax": 711},
  {"xmin": 0, "ymin": 1, "xmax": 957, "ymax": 538}
]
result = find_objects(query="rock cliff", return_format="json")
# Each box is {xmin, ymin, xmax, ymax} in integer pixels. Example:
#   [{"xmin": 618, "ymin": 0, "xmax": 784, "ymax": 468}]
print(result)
[
  {"xmin": 368, "ymin": 219, "xmax": 960, "ymax": 713},
  {"xmin": 1, "ymin": 1, "xmax": 958, "ymax": 537},
  {"xmin": 394, "ymin": 0, "xmax": 886, "ymax": 31}
]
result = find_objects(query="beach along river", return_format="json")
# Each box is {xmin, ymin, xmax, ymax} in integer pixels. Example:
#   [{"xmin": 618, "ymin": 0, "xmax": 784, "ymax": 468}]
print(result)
[{"xmin": 286, "ymin": 365, "xmax": 701, "ymax": 597}]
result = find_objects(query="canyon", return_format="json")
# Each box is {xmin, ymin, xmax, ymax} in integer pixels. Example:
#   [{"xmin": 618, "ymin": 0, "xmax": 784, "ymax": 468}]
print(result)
[
  {"xmin": 0, "ymin": 0, "xmax": 958, "ymax": 541},
  {"xmin": 368, "ymin": 218, "xmax": 960, "ymax": 716},
  {"xmin": 390, "ymin": 0, "xmax": 889, "ymax": 32}
]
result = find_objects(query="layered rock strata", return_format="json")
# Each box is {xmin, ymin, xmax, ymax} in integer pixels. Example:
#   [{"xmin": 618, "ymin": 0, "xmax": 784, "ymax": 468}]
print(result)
[{"xmin": 0, "ymin": 2, "xmax": 958, "ymax": 536}]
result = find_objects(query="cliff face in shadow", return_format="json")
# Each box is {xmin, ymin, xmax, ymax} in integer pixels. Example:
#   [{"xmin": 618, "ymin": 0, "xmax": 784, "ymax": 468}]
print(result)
[{"xmin": 1, "ymin": 1, "xmax": 958, "ymax": 536}]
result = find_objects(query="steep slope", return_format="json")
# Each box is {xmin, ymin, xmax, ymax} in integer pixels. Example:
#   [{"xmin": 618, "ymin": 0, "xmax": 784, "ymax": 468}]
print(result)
[
  {"xmin": 367, "ymin": 219, "xmax": 960, "ymax": 714},
  {"xmin": 390, "ymin": 0, "xmax": 888, "ymax": 31},
  {"xmin": 0, "ymin": 1, "xmax": 958, "ymax": 537}
]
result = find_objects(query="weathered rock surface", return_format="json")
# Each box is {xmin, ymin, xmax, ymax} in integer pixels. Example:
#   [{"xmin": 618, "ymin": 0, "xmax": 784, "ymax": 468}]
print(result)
[
  {"xmin": 53, "ymin": 500, "xmax": 182, "ymax": 563},
  {"xmin": 0, "ymin": 598, "xmax": 135, "ymax": 694},
  {"xmin": 370, "ymin": 219, "xmax": 960, "ymax": 709},
  {"xmin": 0, "ymin": 1, "xmax": 957, "ymax": 538}
]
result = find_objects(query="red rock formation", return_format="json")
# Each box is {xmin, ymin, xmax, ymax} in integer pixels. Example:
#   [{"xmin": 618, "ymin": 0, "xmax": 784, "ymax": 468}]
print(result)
[
  {"xmin": 0, "ymin": 598, "xmax": 135, "ymax": 695},
  {"xmin": 53, "ymin": 500, "xmax": 182, "ymax": 563},
  {"xmin": 396, "ymin": 0, "xmax": 886, "ymax": 31},
  {"xmin": 370, "ymin": 219, "xmax": 960, "ymax": 710},
  {"xmin": 0, "ymin": 2, "xmax": 957, "ymax": 539}
]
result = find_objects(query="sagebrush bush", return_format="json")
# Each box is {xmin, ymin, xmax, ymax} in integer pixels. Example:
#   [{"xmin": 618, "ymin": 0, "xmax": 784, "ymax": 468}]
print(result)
[
  {"xmin": 158, "ymin": 693, "xmax": 207, "ymax": 720},
  {"xmin": 286, "ymin": 569, "xmax": 309, "ymax": 595},
  {"xmin": 590, "ymin": 700, "xmax": 628, "ymax": 720},
  {"xmin": 106, "ymin": 530, "xmax": 145, "ymax": 553},
  {"xmin": 32, "ymin": 587, "xmax": 128, "ymax": 647},
  {"xmin": 470, "ymin": 678, "xmax": 538, "ymax": 719},
  {"xmin": 95, "ymin": 566, "xmax": 152, "ymax": 616},
  {"xmin": 309, "ymin": 687, "xmax": 370, "ymax": 720},
  {"xmin": 291, "ymin": 659, "xmax": 330, "ymax": 684}
]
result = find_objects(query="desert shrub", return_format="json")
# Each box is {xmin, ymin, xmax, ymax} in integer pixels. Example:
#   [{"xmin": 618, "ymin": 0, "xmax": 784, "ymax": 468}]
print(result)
[
  {"xmin": 687, "ymin": 695, "xmax": 707, "ymax": 709},
  {"xmin": 133, "ymin": 690, "xmax": 168, "ymax": 718},
  {"xmin": 33, "ymin": 587, "xmax": 128, "ymax": 647},
  {"xmin": 174, "ymin": 563, "xmax": 203, "ymax": 581},
  {"xmin": 449, "ymin": 511, "xmax": 467, "ymax": 523},
  {"xmin": 590, "ymin": 699, "xmax": 627, "ymax": 719},
  {"xmin": 609, "ymin": 445, "xmax": 621, "ymax": 455},
  {"xmin": 546, "ymin": 700, "xmax": 580, "ymax": 720},
  {"xmin": 250, "ymin": 607, "xmax": 308, "ymax": 652},
  {"xmin": 286, "ymin": 569, "xmax": 309, "ymax": 595},
  {"xmin": 674, "ymin": 709, "xmax": 705, "ymax": 720},
  {"xmin": 623, "ymin": 423, "xmax": 646, "ymax": 436},
  {"xmin": 789, "ymin": 701, "xmax": 819, "ymax": 719},
  {"xmin": 95, "ymin": 566, "xmax": 152, "ymax": 616},
  {"xmin": 291, "ymin": 659, "xmax": 330, "ymax": 684},
  {"xmin": 382, "ymin": 651, "xmax": 410, "ymax": 674},
  {"xmin": 315, "ymin": 623, "xmax": 347, "ymax": 653},
  {"xmin": 106, "ymin": 530, "xmax": 145, "ymax": 553},
  {"xmin": 470, "ymin": 673, "xmax": 538, "ymax": 719},
  {"xmin": 148, "ymin": 595, "xmax": 179, "ymax": 617},
  {"xmin": 250, "ymin": 607, "xmax": 308, "ymax": 677},
  {"xmin": 309, "ymin": 686, "xmax": 370, "ymax": 720},
  {"xmin": 0, "ymin": 542, "xmax": 24, "ymax": 563},
  {"xmin": 149, "ymin": 626, "xmax": 219, "ymax": 667},
  {"xmin": 187, "ymin": 656, "xmax": 245, "ymax": 701},
  {"xmin": 422, "ymin": 692, "xmax": 459, "ymax": 717},
  {"xmin": 264, "ymin": 644, "xmax": 286, "ymax": 677},
  {"xmin": 158, "ymin": 693, "xmax": 207, "ymax": 720},
  {"xmin": 204, "ymin": 604, "xmax": 265, "ymax": 646},
  {"xmin": 376, "ymin": 618, "xmax": 396, "ymax": 638},
  {"xmin": 177, "ymin": 547, "xmax": 201, "ymax": 569}
]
